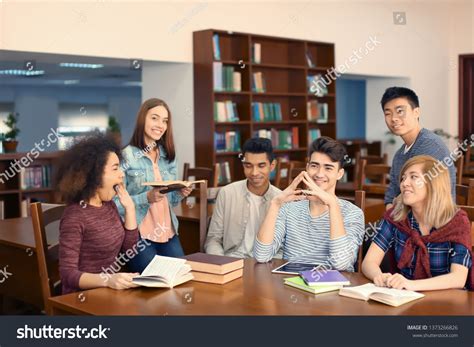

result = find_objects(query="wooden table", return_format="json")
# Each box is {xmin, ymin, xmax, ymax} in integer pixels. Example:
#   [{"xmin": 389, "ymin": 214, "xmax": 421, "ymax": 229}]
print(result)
[
  {"xmin": 48, "ymin": 259, "xmax": 473, "ymax": 316},
  {"xmin": 0, "ymin": 197, "xmax": 385, "ymax": 313}
]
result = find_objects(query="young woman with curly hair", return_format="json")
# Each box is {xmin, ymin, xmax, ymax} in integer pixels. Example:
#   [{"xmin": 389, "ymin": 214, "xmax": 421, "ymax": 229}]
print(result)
[{"xmin": 57, "ymin": 133, "xmax": 145, "ymax": 294}]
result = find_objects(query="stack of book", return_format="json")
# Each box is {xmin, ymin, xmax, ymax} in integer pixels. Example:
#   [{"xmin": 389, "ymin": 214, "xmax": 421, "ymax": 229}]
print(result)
[
  {"xmin": 215, "ymin": 161, "xmax": 231, "ymax": 185},
  {"xmin": 215, "ymin": 131, "xmax": 241, "ymax": 152},
  {"xmin": 213, "ymin": 62, "xmax": 242, "ymax": 92},
  {"xmin": 252, "ymin": 72, "xmax": 266, "ymax": 92},
  {"xmin": 254, "ymin": 127, "xmax": 299, "ymax": 150},
  {"xmin": 307, "ymin": 74, "xmax": 328, "ymax": 96},
  {"xmin": 252, "ymin": 102, "xmax": 283, "ymax": 122},
  {"xmin": 307, "ymin": 100, "xmax": 328, "ymax": 123},
  {"xmin": 20, "ymin": 165, "xmax": 52, "ymax": 189},
  {"xmin": 184, "ymin": 253, "xmax": 244, "ymax": 284},
  {"xmin": 284, "ymin": 269, "xmax": 350, "ymax": 295},
  {"xmin": 214, "ymin": 101, "xmax": 240, "ymax": 122}
]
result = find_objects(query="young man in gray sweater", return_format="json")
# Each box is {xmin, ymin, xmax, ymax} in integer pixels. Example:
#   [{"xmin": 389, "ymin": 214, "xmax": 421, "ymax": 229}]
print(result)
[{"xmin": 382, "ymin": 87, "xmax": 456, "ymax": 209}]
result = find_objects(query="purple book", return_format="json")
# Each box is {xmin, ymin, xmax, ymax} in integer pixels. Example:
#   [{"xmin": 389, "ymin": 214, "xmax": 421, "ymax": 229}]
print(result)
[{"xmin": 300, "ymin": 270, "xmax": 350, "ymax": 286}]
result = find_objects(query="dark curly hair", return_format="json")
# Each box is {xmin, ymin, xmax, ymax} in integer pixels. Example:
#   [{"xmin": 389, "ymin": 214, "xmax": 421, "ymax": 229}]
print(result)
[{"xmin": 55, "ymin": 133, "xmax": 122, "ymax": 204}]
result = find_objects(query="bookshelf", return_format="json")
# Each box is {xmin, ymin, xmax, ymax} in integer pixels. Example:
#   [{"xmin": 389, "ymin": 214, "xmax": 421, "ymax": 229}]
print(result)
[
  {"xmin": 193, "ymin": 29, "xmax": 337, "ymax": 183},
  {"xmin": 0, "ymin": 151, "xmax": 62, "ymax": 219}
]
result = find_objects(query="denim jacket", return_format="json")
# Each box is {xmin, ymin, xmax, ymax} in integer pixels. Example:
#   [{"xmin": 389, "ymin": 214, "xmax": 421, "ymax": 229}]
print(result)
[{"xmin": 114, "ymin": 144, "xmax": 183, "ymax": 234}]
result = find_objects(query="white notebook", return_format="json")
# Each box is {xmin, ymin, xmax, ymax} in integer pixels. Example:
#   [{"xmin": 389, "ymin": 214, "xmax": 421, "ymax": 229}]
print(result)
[
  {"xmin": 133, "ymin": 255, "xmax": 193, "ymax": 288},
  {"xmin": 339, "ymin": 283, "xmax": 425, "ymax": 307}
]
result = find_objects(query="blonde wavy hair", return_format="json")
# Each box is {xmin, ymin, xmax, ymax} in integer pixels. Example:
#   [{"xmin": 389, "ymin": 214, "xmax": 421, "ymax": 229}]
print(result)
[{"xmin": 391, "ymin": 155, "xmax": 457, "ymax": 228}]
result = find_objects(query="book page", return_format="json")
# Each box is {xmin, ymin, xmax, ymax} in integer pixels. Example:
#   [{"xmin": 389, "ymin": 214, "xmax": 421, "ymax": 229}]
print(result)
[{"xmin": 140, "ymin": 256, "xmax": 187, "ymax": 285}]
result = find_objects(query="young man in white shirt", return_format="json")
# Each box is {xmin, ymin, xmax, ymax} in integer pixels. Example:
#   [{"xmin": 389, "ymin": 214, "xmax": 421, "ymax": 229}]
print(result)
[{"xmin": 205, "ymin": 138, "xmax": 282, "ymax": 258}]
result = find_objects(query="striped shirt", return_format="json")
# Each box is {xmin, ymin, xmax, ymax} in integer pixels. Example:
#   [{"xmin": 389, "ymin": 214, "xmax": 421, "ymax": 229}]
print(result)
[
  {"xmin": 254, "ymin": 199, "xmax": 365, "ymax": 271},
  {"xmin": 373, "ymin": 212, "xmax": 472, "ymax": 279}
]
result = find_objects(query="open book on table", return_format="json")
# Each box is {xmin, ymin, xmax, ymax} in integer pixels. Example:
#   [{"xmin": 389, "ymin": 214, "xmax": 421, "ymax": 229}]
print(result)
[
  {"xmin": 339, "ymin": 283, "xmax": 425, "ymax": 307},
  {"xmin": 132, "ymin": 255, "xmax": 193, "ymax": 288}
]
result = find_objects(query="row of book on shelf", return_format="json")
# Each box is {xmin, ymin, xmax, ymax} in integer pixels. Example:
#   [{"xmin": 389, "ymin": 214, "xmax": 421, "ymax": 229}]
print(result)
[
  {"xmin": 214, "ymin": 128, "xmax": 323, "ymax": 153},
  {"xmin": 254, "ymin": 128, "xmax": 299, "ymax": 150},
  {"xmin": 212, "ymin": 33, "xmax": 320, "ymax": 69},
  {"xmin": 214, "ymin": 101, "xmax": 240, "ymax": 122},
  {"xmin": 20, "ymin": 165, "xmax": 52, "ymax": 189},
  {"xmin": 213, "ymin": 62, "xmax": 242, "ymax": 92},
  {"xmin": 214, "ymin": 131, "xmax": 241, "ymax": 152},
  {"xmin": 252, "ymin": 102, "xmax": 282, "ymax": 122},
  {"xmin": 213, "ymin": 100, "xmax": 328, "ymax": 123},
  {"xmin": 213, "ymin": 65, "xmax": 330, "ymax": 96}
]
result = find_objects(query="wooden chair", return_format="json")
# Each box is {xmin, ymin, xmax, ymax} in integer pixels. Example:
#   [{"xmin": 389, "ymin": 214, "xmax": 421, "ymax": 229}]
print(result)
[
  {"xmin": 456, "ymin": 178, "xmax": 474, "ymax": 206},
  {"xmin": 182, "ymin": 163, "xmax": 216, "ymax": 188},
  {"xmin": 274, "ymin": 159, "xmax": 306, "ymax": 189},
  {"xmin": 458, "ymin": 205, "xmax": 474, "ymax": 249},
  {"xmin": 357, "ymin": 159, "xmax": 391, "ymax": 197},
  {"xmin": 355, "ymin": 152, "xmax": 388, "ymax": 166},
  {"xmin": 197, "ymin": 181, "xmax": 208, "ymax": 253},
  {"xmin": 30, "ymin": 202, "xmax": 65, "ymax": 315},
  {"xmin": 354, "ymin": 190, "xmax": 366, "ymax": 273},
  {"xmin": 199, "ymin": 187, "xmax": 221, "ymax": 253},
  {"xmin": 288, "ymin": 166, "xmax": 306, "ymax": 184}
]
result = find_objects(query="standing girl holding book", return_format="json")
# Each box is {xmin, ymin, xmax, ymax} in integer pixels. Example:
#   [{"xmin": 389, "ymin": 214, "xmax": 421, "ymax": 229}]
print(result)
[
  {"xmin": 116, "ymin": 98, "xmax": 191, "ymax": 268},
  {"xmin": 362, "ymin": 155, "xmax": 473, "ymax": 291}
]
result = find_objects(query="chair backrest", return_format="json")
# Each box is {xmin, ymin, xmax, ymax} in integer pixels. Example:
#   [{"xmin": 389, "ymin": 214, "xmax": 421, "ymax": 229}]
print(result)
[
  {"xmin": 456, "ymin": 178, "xmax": 474, "ymax": 206},
  {"xmin": 183, "ymin": 163, "xmax": 216, "ymax": 188},
  {"xmin": 355, "ymin": 152, "xmax": 388, "ymax": 165},
  {"xmin": 288, "ymin": 166, "xmax": 306, "ymax": 184},
  {"xmin": 197, "ymin": 181, "xmax": 208, "ymax": 252},
  {"xmin": 353, "ymin": 190, "xmax": 366, "ymax": 273},
  {"xmin": 275, "ymin": 159, "xmax": 306, "ymax": 189},
  {"xmin": 465, "ymin": 145, "xmax": 474, "ymax": 170},
  {"xmin": 455, "ymin": 155, "xmax": 464, "ymax": 185},
  {"xmin": 458, "ymin": 205, "xmax": 474, "ymax": 249},
  {"xmin": 30, "ymin": 202, "xmax": 65, "ymax": 315},
  {"xmin": 357, "ymin": 160, "xmax": 391, "ymax": 196},
  {"xmin": 198, "ymin": 183, "xmax": 222, "ymax": 252}
]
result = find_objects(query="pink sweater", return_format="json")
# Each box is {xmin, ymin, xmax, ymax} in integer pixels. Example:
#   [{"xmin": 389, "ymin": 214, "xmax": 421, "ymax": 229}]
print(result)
[{"xmin": 59, "ymin": 200, "xmax": 139, "ymax": 294}]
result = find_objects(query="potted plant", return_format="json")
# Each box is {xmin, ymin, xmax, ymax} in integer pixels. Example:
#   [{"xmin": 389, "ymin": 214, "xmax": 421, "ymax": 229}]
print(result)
[
  {"xmin": 3, "ymin": 112, "xmax": 20, "ymax": 153},
  {"xmin": 106, "ymin": 115, "xmax": 121, "ymax": 147}
]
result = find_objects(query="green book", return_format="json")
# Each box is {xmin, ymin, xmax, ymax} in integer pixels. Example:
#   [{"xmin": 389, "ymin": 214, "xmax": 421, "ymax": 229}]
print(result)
[{"xmin": 284, "ymin": 276, "xmax": 341, "ymax": 294}]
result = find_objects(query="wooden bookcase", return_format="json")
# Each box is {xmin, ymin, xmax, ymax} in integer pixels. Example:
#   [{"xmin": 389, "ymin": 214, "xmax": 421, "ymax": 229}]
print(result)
[
  {"xmin": 0, "ymin": 151, "xmax": 62, "ymax": 219},
  {"xmin": 193, "ymin": 29, "xmax": 336, "ymax": 183}
]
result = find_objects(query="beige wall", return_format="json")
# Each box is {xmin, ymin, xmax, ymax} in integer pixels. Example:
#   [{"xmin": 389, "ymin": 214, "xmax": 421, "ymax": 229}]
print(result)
[{"xmin": 1, "ymin": 0, "xmax": 473, "ymax": 144}]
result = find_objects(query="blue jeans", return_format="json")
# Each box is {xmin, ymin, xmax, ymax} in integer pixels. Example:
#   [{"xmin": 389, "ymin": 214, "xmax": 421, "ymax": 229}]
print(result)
[{"xmin": 128, "ymin": 235, "xmax": 185, "ymax": 273}]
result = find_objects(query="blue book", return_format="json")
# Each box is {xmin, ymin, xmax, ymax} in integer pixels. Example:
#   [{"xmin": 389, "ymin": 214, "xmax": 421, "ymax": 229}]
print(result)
[{"xmin": 300, "ymin": 270, "xmax": 350, "ymax": 286}]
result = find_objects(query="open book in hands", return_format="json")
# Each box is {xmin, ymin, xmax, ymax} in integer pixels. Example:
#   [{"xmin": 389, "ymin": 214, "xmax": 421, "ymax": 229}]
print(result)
[
  {"xmin": 339, "ymin": 283, "xmax": 425, "ymax": 307},
  {"xmin": 132, "ymin": 255, "xmax": 194, "ymax": 288},
  {"xmin": 142, "ymin": 180, "xmax": 206, "ymax": 193}
]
